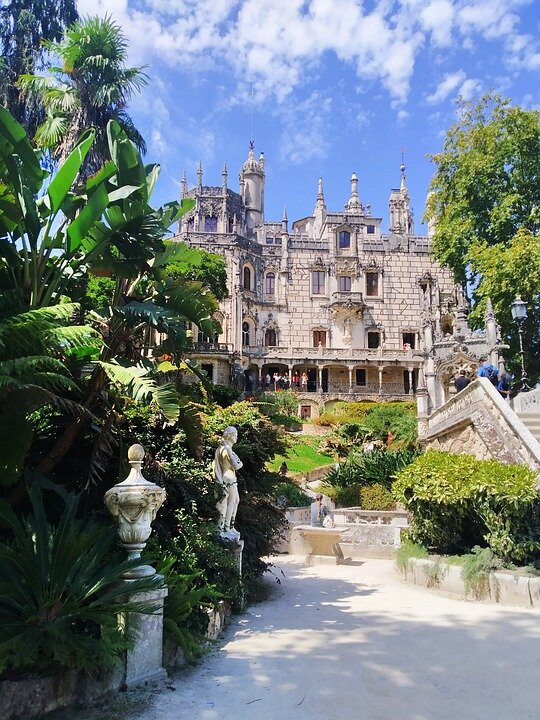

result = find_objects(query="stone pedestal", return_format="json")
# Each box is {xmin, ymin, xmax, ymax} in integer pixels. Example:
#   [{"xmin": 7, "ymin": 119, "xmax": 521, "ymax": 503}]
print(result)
[
  {"xmin": 122, "ymin": 577, "xmax": 168, "ymax": 687},
  {"xmin": 296, "ymin": 526, "xmax": 344, "ymax": 565}
]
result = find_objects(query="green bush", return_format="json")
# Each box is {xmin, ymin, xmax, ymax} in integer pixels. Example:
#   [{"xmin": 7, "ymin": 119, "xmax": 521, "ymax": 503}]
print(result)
[
  {"xmin": 359, "ymin": 483, "xmax": 395, "ymax": 510},
  {"xmin": 323, "ymin": 483, "xmax": 361, "ymax": 508},
  {"xmin": 395, "ymin": 538, "xmax": 429, "ymax": 574},
  {"xmin": 360, "ymin": 404, "xmax": 417, "ymax": 446},
  {"xmin": 274, "ymin": 481, "xmax": 312, "ymax": 507},
  {"xmin": 394, "ymin": 450, "xmax": 540, "ymax": 564}
]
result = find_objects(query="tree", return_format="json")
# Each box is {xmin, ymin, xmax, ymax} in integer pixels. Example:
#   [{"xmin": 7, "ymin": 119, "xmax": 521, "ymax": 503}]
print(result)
[
  {"xmin": 17, "ymin": 15, "xmax": 147, "ymax": 178},
  {"xmin": 425, "ymin": 94, "xmax": 540, "ymax": 379},
  {"xmin": 0, "ymin": 0, "xmax": 78, "ymax": 135},
  {"xmin": 0, "ymin": 107, "xmax": 219, "ymax": 486}
]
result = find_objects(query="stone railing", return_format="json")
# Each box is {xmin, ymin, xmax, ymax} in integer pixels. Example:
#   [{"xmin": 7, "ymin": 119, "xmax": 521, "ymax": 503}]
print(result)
[
  {"xmin": 247, "ymin": 346, "xmax": 420, "ymax": 363},
  {"xmin": 513, "ymin": 387, "xmax": 540, "ymax": 414},
  {"xmin": 332, "ymin": 508, "xmax": 409, "ymax": 526},
  {"xmin": 192, "ymin": 342, "xmax": 233, "ymax": 353},
  {"xmin": 420, "ymin": 378, "xmax": 540, "ymax": 474}
]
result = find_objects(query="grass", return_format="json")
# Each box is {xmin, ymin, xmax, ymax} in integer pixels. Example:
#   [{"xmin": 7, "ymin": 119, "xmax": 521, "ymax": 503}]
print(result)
[{"xmin": 267, "ymin": 434, "xmax": 334, "ymax": 474}]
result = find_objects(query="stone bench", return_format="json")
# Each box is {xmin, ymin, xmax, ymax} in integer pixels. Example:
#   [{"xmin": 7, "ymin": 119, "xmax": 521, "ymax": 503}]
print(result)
[{"xmin": 289, "ymin": 525, "xmax": 345, "ymax": 565}]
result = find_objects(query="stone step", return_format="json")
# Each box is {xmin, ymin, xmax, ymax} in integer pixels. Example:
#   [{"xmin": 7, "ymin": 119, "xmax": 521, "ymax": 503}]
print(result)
[{"xmin": 516, "ymin": 413, "xmax": 540, "ymax": 442}]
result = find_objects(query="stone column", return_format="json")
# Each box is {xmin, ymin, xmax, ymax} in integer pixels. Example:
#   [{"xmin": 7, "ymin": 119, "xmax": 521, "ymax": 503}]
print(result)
[
  {"xmin": 408, "ymin": 368, "xmax": 414, "ymax": 395},
  {"xmin": 348, "ymin": 366, "xmax": 354, "ymax": 393},
  {"xmin": 288, "ymin": 365, "xmax": 293, "ymax": 388},
  {"xmin": 104, "ymin": 445, "xmax": 168, "ymax": 687},
  {"xmin": 318, "ymin": 366, "xmax": 323, "ymax": 393},
  {"xmin": 378, "ymin": 365, "xmax": 384, "ymax": 394}
]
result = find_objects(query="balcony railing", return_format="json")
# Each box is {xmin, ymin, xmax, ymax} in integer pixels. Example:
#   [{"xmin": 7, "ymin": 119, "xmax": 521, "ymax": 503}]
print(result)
[
  {"xmin": 192, "ymin": 342, "xmax": 233, "ymax": 353},
  {"xmin": 246, "ymin": 346, "xmax": 418, "ymax": 361}
]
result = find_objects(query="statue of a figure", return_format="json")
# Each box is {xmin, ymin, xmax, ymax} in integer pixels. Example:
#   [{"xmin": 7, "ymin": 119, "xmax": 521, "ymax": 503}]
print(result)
[{"xmin": 213, "ymin": 426, "xmax": 243, "ymax": 540}]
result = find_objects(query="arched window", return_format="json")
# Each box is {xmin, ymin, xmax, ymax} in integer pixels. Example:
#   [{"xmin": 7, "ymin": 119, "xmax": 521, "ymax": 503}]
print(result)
[
  {"xmin": 204, "ymin": 216, "xmax": 218, "ymax": 232},
  {"xmin": 265, "ymin": 328, "xmax": 277, "ymax": 346},
  {"xmin": 338, "ymin": 230, "xmax": 351, "ymax": 248},
  {"xmin": 243, "ymin": 266, "xmax": 252, "ymax": 290},
  {"xmin": 242, "ymin": 322, "xmax": 250, "ymax": 346},
  {"xmin": 265, "ymin": 272, "xmax": 275, "ymax": 295}
]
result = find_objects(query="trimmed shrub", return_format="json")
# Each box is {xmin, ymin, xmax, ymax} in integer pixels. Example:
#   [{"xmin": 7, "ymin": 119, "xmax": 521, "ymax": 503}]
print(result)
[
  {"xmin": 359, "ymin": 483, "xmax": 395, "ymax": 510},
  {"xmin": 394, "ymin": 450, "xmax": 540, "ymax": 564}
]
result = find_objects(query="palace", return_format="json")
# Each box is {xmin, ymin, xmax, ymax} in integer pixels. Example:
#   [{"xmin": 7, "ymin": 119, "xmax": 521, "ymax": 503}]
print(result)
[{"xmin": 172, "ymin": 143, "xmax": 502, "ymax": 418}]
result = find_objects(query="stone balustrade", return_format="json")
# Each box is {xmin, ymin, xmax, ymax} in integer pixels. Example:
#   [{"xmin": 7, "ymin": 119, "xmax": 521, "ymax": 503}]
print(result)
[{"xmin": 420, "ymin": 378, "xmax": 540, "ymax": 474}]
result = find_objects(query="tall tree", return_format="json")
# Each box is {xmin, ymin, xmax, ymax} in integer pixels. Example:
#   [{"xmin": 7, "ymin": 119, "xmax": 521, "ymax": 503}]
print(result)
[
  {"xmin": 424, "ymin": 93, "xmax": 540, "ymax": 379},
  {"xmin": 0, "ymin": 0, "xmax": 78, "ymax": 134},
  {"xmin": 17, "ymin": 15, "xmax": 148, "ymax": 178}
]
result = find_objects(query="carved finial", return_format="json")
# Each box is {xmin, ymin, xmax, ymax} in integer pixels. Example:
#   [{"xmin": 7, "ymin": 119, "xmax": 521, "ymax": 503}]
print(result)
[
  {"xmin": 128, "ymin": 443, "xmax": 145, "ymax": 462},
  {"xmin": 197, "ymin": 160, "xmax": 203, "ymax": 190},
  {"xmin": 259, "ymin": 151, "xmax": 265, "ymax": 170},
  {"xmin": 485, "ymin": 297, "xmax": 494, "ymax": 321}
]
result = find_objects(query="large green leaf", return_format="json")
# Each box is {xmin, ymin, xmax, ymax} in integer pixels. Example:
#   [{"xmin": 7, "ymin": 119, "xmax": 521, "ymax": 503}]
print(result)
[
  {"xmin": 47, "ymin": 130, "xmax": 95, "ymax": 213},
  {"xmin": 67, "ymin": 182, "xmax": 109, "ymax": 253},
  {"xmin": 0, "ymin": 106, "xmax": 45, "ymax": 194},
  {"xmin": 96, "ymin": 360, "xmax": 179, "ymax": 423}
]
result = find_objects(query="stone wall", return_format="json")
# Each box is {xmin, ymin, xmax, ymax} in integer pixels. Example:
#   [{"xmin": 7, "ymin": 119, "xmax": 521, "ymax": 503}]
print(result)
[{"xmin": 419, "ymin": 377, "xmax": 540, "ymax": 474}]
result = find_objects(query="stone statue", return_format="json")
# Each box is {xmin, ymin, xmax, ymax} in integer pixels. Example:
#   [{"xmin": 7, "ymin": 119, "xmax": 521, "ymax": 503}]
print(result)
[{"xmin": 213, "ymin": 426, "xmax": 243, "ymax": 540}]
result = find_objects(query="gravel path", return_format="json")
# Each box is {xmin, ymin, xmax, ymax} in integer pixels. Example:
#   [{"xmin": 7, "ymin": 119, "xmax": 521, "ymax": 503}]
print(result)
[{"xmin": 61, "ymin": 555, "xmax": 540, "ymax": 720}]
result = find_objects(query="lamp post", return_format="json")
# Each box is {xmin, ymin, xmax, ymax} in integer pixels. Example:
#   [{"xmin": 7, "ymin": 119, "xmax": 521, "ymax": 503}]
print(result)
[{"xmin": 510, "ymin": 296, "xmax": 530, "ymax": 393}]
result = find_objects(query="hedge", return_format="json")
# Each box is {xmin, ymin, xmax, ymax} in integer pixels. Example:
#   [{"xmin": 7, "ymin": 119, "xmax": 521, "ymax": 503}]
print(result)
[{"xmin": 393, "ymin": 450, "xmax": 540, "ymax": 564}]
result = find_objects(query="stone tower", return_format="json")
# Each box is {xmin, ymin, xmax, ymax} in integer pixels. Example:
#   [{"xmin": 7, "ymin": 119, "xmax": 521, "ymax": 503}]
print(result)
[
  {"xmin": 389, "ymin": 162, "xmax": 413, "ymax": 234},
  {"xmin": 239, "ymin": 141, "xmax": 265, "ymax": 233}
]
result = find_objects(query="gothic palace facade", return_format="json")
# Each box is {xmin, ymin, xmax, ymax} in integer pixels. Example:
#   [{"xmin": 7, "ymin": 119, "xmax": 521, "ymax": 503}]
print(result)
[{"xmin": 173, "ymin": 144, "xmax": 499, "ymax": 418}]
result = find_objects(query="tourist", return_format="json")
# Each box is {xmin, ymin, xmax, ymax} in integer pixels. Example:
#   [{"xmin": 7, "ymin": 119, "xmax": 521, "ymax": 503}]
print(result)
[
  {"xmin": 497, "ymin": 371, "xmax": 511, "ymax": 401},
  {"xmin": 293, "ymin": 371, "xmax": 300, "ymax": 388},
  {"xmin": 310, "ymin": 493, "xmax": 331, "ymax": 527},
  {"xmin": 300, "ymin": 372, "xmax": 308, "ymax": 390},
  {"xmin": 279, "ymin": 461, "xmax": 288, "ymax": 477},
  {"xmin": 454, "ymin": 369, "xmax": 470, "ymax": 393},
  {"xmin": 272, "ymin": 372, "xmax": 279, "ymax": 390},
  {"xmin": 264, "ymin": 372, "xmax": 271, "ymax": 390}
]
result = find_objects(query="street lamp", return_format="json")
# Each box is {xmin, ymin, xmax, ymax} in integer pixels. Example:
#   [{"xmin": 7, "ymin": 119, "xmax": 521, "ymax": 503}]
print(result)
[{"xmin": 510, "ymin": 296, "xmax": 530, "ymax": 393}]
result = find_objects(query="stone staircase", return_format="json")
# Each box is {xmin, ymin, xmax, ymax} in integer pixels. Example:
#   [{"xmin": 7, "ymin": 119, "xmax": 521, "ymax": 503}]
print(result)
[
  {"xmin": 515, "ymin": 411, "xmax": 540, "ymax": 444},
  {"xmin": 514, "ymin": 387, "xmax": 540, "ymax": 446}
]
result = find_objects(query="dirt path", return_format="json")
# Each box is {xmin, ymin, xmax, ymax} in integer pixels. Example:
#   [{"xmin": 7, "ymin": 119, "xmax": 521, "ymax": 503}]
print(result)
[{"xmin": 63, "ymin": 556, "xmax": 540, "ymax": 720}]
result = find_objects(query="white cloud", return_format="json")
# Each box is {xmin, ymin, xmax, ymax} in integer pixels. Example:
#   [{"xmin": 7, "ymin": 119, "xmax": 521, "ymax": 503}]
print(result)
[
  {"xmin": 75, "ymin": 0, "xmax": 540, "ymax": 110},
  {"xmin": 426, "ymin": 70, "xmax": 466, "ymax": 104}
]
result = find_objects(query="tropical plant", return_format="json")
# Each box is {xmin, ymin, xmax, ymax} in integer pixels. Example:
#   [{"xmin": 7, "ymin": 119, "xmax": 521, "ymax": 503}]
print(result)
[
  {"xmin": 0, "ymin": 0, "xmax": 78, "ymax": 134},
  {"xmin": 0, "ymin": 303, "xmax": 99, "ymax": 486},
  {"xmin": 157, "ymin": 554, "xmax": 220, "ymax": 663},
  {"xmin": 0, "ymin": 486, "xmax": 163, "ymax": 678},
  {"xmin": 324, "ymin": 447, "xmax": 419, "ymax": 490},
  {"xmin": 17, "ymin": 15, "xmax": 147, "ymax": 177}
]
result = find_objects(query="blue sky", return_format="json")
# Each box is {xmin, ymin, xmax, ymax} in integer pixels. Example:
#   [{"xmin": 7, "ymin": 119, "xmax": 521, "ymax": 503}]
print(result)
[{"xmin": 77, "ymin": 0, "xmax": 539, "ymax": 233}]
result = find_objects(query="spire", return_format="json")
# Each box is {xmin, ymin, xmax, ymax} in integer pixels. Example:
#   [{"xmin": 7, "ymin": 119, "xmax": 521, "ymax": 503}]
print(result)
[
  {"xmin": 222, "ymin": 162, "xmax": 228, "ymax": 186},
  {"xmin": 241, "ymin": 140, "xmax": 264, "ymax": 175},
  {"xmin": 259, "ymin": 151, "xmax": 265, "ymax": 171},
  {"xmin": 181, "ymin": 169, "xmax": 187, "ymax": 198},
  {"xmin": 400, "ymin": 148, "xmax": 408, "ymax": 193},
  {"xmin": 281, "ymin": 206, "xmax": 288, "ymax": 232},
  {"xmin": 196, "ymin": 160, "xmax": 203, "ymax": 191},
  {"xmin": 345, "ymin": 172, "xmax": 363, "ymax": 212},
  {"xmin": 317, "ymin": 177, "xmax": 325, "ymax": 207}
]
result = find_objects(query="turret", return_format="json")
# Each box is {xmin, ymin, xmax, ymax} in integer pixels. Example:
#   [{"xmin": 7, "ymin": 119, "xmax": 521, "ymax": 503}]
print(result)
[
  {"xmin": 345, "ymin": 173, "xmax": 363, "ymax": 213},
  {"xmin": 239, "ymin": 141, "xmax": 265, "ymax": 232},
  {"xmin": 389, "ymin": 160, "xmax": 413, "ymax": 234}
]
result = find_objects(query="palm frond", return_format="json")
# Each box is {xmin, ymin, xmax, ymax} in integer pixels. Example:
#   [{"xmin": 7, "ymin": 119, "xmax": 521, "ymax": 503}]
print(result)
[{"xmin": 96, "ymin": 360, "xmax": 179, "ymax": 423}]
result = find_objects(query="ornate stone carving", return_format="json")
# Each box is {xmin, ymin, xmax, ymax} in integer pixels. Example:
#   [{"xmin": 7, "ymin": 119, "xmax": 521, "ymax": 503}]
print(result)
[{"xmin": 104, "ymin": 444, "xmax": 166, "ymax": 578}]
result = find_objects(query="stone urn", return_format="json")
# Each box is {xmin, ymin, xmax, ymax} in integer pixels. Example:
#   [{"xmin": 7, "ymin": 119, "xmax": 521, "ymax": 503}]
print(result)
[{"xmin": 104, "ymin": 443, "xmax": 166, "ymax": 578}]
